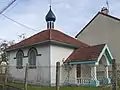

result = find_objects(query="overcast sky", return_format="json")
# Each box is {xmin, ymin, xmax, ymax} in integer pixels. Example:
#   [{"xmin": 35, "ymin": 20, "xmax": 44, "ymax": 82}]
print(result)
[{"xmin": 0, "ymin": 0, "xmax": 120, "ymax": 42}]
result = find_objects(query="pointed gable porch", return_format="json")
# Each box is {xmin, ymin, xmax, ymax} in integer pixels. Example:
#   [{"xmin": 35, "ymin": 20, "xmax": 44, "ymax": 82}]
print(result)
[{"xmin": 64, "ymin": 44, "xmax": 113, "ymax": 86}]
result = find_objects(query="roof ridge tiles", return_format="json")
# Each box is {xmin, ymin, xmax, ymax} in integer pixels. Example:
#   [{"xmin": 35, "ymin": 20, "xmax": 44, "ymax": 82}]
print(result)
[{"xmin": 7, "ymin": 29, "xmax": 89, "ymax": 51}]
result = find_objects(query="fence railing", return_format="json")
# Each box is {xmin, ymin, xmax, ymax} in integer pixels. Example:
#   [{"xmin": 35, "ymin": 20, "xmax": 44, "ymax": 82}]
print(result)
[
  {"xmin": 77, "ymin": 77, "xmax": 91, "ymax": 85},
  {"xmin": 0, "ymin": 59, "xmax": 120, "ymax": 90}
]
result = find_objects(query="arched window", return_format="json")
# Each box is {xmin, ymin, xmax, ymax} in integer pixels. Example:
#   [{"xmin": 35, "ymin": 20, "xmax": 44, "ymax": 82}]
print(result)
[
  {"xmin": 16, "ymin": 50, "xmax": 23, "ymax": 69},
  {"xmin": 28, "ymin": 48, "xmax": 37, "ymax": 68}
]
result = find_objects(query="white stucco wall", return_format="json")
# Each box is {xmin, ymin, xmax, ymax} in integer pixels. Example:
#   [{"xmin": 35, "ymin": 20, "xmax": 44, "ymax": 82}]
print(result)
[
  {"xmin": 77, "ymin": 14, "xmax": 120, "ymax": 64},
  {"xmin": 50, "ymin": 44, "xmax": 74, "ymax": 85},
  {"xmin": 8, "ymin": 49, "xmax": 28, "ymax": 81},
  {"xmin": 8, "ymin": 44, "xmax": 50, "ymax": 85},
  {"xmin": 8, "ymin": 43, "xmax": 77, "ymax": 85}
]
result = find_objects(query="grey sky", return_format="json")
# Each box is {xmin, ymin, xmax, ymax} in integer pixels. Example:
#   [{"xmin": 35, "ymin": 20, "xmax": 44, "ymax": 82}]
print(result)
[{"xmin": 0, "ymin": 0, "xmax": 120, "ymax": 42}]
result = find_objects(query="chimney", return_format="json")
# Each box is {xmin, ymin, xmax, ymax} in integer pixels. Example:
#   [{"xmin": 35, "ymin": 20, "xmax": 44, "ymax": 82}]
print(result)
[{"xmin": 101, "ymin": 7, "xmax": 109, "ymax": 14}]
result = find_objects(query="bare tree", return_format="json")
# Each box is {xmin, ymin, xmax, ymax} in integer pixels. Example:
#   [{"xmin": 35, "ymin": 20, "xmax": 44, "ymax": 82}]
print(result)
[
  {"xmin": 0, "ymin": 40, "xmax": 15, "ymax": 64},
  {"xmin": 18, "ymin": 33, "xmax": 26, "ymax": 41}
]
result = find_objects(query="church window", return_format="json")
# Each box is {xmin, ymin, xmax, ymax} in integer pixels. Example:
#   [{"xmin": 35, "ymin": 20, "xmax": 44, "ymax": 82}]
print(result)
[
  {"xmin": 28, "ymin": 48, "xmax": 37, "ymax": 68},
  {"xmin": 16, "ymin": 50, "xmax": 23, "ymax": 69}
]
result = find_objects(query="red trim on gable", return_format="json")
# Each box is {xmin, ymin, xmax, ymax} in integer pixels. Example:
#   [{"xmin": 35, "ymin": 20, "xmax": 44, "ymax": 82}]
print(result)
[
  {"xmin": 75, "ymin": 12, "xmax": 120, "ymax": 38},
  {"xmin": 75, "ymin": 12, "xmax": 100, "ymax": 38},
  {"xmin": 100, "ymin": 12, "xmax": 120, "ymax": 21}
]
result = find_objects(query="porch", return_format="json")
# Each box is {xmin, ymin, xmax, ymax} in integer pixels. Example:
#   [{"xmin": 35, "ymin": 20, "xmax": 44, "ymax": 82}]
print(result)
[
  {"xmin": 64, "ymin": 44, "xmax": 113, "ymax": 86},
  {"xmin": 76, "ymin": 64, "xmax": 111, "ymax": 86}
]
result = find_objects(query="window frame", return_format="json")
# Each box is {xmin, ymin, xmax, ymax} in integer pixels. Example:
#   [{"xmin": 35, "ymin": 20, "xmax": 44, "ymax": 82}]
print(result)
[
  {"xmin": 16, "ymin": 50, "xmax": 24, "ymax": 69},
  {"xmin": 28, "ymin": 47, "xmax": 37, "ymax": 69}
]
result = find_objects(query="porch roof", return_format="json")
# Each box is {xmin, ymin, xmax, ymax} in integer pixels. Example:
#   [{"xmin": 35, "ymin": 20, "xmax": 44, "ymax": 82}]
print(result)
[{"xmin": 65, "ymin": 44, "xmax": 105, "ymax": 63}]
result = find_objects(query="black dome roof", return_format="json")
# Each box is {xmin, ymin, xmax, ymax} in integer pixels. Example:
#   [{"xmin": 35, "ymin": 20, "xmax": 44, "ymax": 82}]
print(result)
[{"xmin": 45, "ymin": 8, "xmax": 56, "ymax": 22}]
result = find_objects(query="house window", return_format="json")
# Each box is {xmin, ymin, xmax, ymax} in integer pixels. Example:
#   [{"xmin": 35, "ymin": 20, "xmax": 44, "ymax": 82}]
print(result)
[
  {"xmin": 16, "ymin": 50, "xmax": 23, "ymax": 69},
  {"xmin": 77, "ymin": 64, "xmax": 81, "ymax": 78},
  {"xmin": 28, "ymin": 48, "xmax": 37, "ymax": 68}
]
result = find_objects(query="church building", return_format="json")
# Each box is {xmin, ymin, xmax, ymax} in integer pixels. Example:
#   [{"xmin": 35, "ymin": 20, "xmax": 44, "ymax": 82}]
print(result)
[{"xmin": 7, "ymin": 6, "xmax": 113, "ymax": 86}]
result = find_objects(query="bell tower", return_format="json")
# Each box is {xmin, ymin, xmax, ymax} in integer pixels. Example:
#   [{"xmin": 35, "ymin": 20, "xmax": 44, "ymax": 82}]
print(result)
[{"xmin": 45, "ymin": 6, "xmax": 56, "ymax": 29}]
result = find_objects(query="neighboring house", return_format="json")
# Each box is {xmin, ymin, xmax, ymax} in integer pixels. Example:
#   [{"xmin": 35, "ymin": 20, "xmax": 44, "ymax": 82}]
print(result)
[
  {"xmin": 7, "ymin": 7, "xmax": 113, "ymax": 86},
  {"xmin": 76, "ymin": 7, "xmax": 120, "ymax": 64}
]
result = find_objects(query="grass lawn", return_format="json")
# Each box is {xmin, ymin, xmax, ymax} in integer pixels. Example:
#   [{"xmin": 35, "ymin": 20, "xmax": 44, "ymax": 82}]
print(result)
[
  {"xmin": 26, "ymin": 86, "xmax": 111, "ymax": 90},
  {"xmin": 5, "ymin": 82, "xmax": 113, "ymax": 90}
]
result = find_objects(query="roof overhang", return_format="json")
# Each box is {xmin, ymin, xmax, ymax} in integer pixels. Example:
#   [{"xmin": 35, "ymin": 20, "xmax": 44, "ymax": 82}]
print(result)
[
  {"xmin": 67, "ymin": 60, "xmax": 96, "ymax": 65},
  {"xmin": 6, "ymin": 40, "xmax": 80, "ymax": 52},
  {"xmin": 65, "ymin": 44, "xmax": 113, "ymax": 65}
]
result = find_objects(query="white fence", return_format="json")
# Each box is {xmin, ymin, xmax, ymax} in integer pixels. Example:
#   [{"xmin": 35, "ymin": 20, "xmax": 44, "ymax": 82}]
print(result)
[{"xmin": 77, "ymin": 77, "xmax": 91, "ymax": 85}]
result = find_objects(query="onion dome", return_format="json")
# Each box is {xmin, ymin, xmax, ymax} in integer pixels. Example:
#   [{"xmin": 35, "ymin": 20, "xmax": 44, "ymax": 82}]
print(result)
[{"xmin": 45, "ymin": 7, "xmax": 56, "ymax": 22}]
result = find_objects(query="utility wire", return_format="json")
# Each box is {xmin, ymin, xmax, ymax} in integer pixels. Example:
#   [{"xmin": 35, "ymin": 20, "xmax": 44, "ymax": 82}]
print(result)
[
  {"xmin": 4, "ymin": 0, "xmax": 21, "ymax": 14},
  {"xmin": 0, "ymin": 0, "xmax": 39, "ymax": 31},
  {"xmin": 0, "ymin": 0, "xmax": 17, "ymax": 14},
  {"xmin": 2, "ymin": 14, "xmax": 38, "ymax": 31}
]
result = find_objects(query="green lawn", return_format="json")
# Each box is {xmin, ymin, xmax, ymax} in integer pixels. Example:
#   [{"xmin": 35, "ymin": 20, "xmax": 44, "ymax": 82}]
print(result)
[
  {"xmin": 27, "ymin": 86, "xmax": 110, "ymax": 90},
  {"xmin": 6, "ymin": 82, "xmax": 113, "ymax": 90}
]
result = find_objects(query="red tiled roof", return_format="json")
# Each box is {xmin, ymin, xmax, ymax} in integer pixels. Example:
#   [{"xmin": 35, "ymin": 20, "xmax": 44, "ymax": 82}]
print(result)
[
  {"xmin": 8, "ymin": 29, "xmax": 89, "ymax": 50},
  {"xmin": 65, "ymin": 44, "xmax": 105, "ymax": 62}
]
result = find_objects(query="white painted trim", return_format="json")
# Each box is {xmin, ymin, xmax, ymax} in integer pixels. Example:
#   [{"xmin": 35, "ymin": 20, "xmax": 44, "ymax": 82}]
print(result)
[
  {"xmin": 91, "ymin": 65, "xmax": 97, "ymax": 80},
  {"xmin": 95, "ymin": 44, "xmax": 112, "ymax": 65},
  {"xmin": 104, "ymin": 53, "xmax": 110, "ymax": 65},
  {"xmin": 95, "ymin": 44, "xmax": 106, "ymax": 65},
  {"xmin": 106, "ymin": 45, "xmax": 114, "ymax": 59},
  {"xmin": 104, "ymin": 66, "xmax": 109, "ymax": 78}
]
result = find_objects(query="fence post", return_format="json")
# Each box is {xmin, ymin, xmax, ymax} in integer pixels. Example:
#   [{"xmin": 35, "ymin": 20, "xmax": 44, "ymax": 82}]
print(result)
[
  {"xmin": 0, "ymin": 65, "xmax": 2, "ymax": 84},
  {"xmin": 5, "ymin": 65, "xmax": 8, "ymax": 84},
  {"xmin": 112, "ymin": 59, "xmax": 117, "ymax": 90},
  {"xmin": 1, "ymin": 65, "xmax": 7, "ymax": 90},
  {"xmin": 0, "ymin": 65, "xmax": 3, "ymax": 84},
  {"xmin": 3, "ymin": 65, "xmax": 8, "ymax": 90},
  {"xmin": 56, "ymin": 62, "xmax": 60, "ymax": 90},
  {"xmin": 24, "ymin": 63, "xmax": 28, "ymax": 90},
  {"xmin": 0, "ymin": 65, "xmax": 6, "ymax": 90}
]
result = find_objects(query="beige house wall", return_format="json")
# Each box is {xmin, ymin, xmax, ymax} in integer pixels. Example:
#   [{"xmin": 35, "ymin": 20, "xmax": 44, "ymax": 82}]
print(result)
[{"xmin": 77, "ymin": 14, "xmax": 120, "ymax": 64}]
